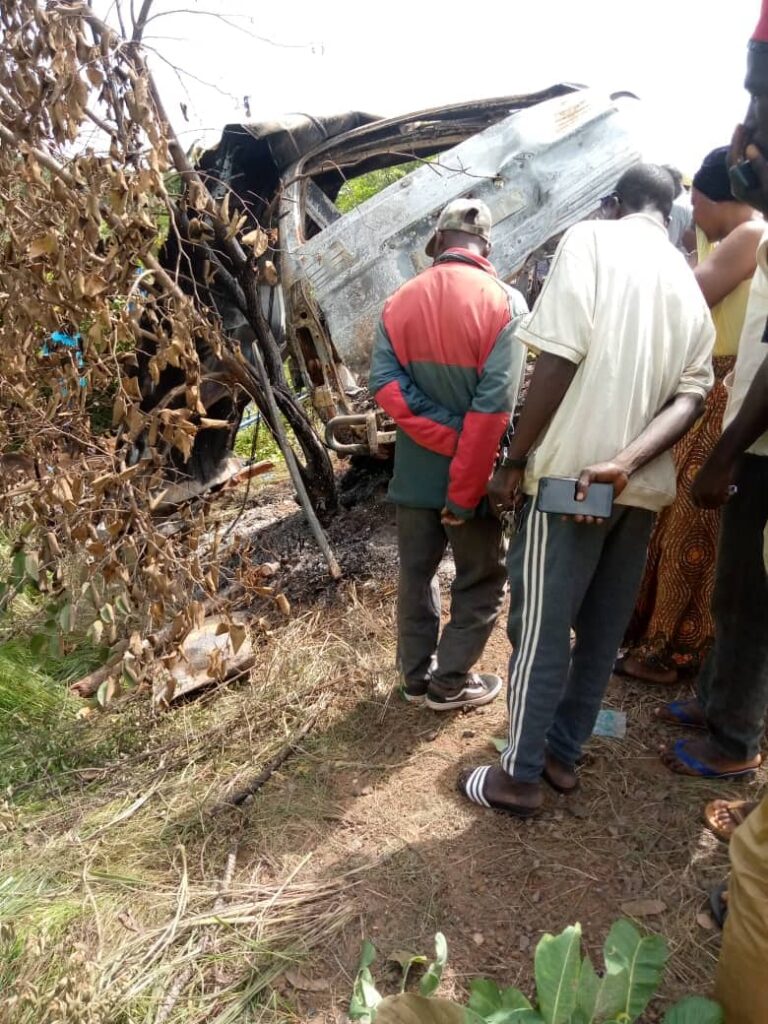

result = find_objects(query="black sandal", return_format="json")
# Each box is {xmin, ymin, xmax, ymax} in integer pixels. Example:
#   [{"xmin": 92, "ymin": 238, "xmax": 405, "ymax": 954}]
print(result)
[{"xmin": 458, "ymin": 766, "xmax": 541, "ymax": 819}]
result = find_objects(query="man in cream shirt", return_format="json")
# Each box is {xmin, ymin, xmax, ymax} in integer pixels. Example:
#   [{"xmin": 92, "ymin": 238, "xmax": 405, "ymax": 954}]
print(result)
[{"xmin": 458, "ymin": 163, "xmax": 715, "ymax": 817}]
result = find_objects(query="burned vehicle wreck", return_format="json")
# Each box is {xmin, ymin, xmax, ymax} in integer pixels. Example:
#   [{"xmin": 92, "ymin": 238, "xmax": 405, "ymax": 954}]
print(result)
[{"xmin": 161, "ymin": 85, "xmax": 642, "ymax": 495}]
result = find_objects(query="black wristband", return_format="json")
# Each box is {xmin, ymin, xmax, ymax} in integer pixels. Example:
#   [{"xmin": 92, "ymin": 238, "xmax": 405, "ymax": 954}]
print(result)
[{"xmin": 500, "ymin": 455, "xmax": 528, "ymax": 470}]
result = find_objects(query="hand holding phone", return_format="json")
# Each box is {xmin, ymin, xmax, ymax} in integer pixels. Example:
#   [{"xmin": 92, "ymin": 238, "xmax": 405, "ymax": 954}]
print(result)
[
  {"xmin": 537, "ymin": 476, "xmax": 613, "ymax": 521},
  {"xmin": 536, "ymin": 462, "xmax": 628, "ymax": 523}
]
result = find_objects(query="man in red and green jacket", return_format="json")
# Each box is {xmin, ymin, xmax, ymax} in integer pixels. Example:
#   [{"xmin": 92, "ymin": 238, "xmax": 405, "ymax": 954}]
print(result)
[{"xmin": 369, "ymin": 198, "xmax": 527, "ymax": 710}]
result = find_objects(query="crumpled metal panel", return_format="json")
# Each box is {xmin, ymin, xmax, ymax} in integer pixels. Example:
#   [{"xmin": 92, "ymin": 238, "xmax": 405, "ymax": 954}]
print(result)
[{"xmin": 281, "ymin": 90, "xmax": 642, "ymax": 378}]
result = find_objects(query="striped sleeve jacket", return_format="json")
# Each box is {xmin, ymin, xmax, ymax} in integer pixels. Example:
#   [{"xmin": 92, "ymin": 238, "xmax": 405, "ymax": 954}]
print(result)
[{"xmin": 369, "ymin": 248, "xmax": 527, "ymax": 517}]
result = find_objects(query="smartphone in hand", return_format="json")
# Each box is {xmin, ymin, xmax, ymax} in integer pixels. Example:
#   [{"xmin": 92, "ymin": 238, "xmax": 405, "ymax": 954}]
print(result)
[{"xmin": 536, "ymin": 476, "xmax": 613, "ymax": 519}]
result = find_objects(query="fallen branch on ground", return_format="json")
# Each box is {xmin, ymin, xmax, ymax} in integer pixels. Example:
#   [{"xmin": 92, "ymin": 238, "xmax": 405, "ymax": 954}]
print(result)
[{"xmin": 216, "ymin": 702, "xmax": 326, "ymax": 811}]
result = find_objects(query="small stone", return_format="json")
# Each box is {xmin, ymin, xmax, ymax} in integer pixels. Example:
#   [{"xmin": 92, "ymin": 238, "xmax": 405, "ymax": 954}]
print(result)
[
  {"xmin": 532, "ymin": 891, "xmax": 541, "ymax": 904},
  {"xmin": 462, "ymin": 729, "xmax": 477, "ymax": 739},
  {"xmin": 696, "ymin": 912, "xmax": 716, "ymax": 931},
  {"xmin": 358, "ymin": 785, "xmax": 373, "ymax": 796},
  {"xmin": 472, "ymin": 932, "xmax": 485, "ymax": 946},
  {"xmin": 427, "ymin": 730, "xmax": 439, "ymax": 742},
  {"xmin": 518, "ymin": 934, "xmax": 531, "ymax": 952}
]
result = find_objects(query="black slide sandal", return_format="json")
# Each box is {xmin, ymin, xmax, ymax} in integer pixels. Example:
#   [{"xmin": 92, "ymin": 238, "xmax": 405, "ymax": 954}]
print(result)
[{"xmin": 458, "ymin": 766, "xmax": 540, "ymax": 819}]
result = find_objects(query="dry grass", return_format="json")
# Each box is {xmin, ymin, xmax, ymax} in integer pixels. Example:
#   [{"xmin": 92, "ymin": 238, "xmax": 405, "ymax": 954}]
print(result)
[
  {"xmin": 0, "ymin": 594, "xmax": 395, "ymax": 1023},
  {"xmin": 0, "ymin": 549, "xmax": 748, "ymax": 1023}
]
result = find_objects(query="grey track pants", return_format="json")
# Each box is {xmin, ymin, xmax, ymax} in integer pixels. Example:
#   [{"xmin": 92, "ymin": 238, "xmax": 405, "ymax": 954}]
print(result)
[
  {"xmin": 396, "ymin": 505, "xmax": 507, "ymax": 690},
  {"xmin": 501, "ymin": 501, "xmax": 654, "ymax": 782},
  {"xmin": 698, "ymin": 454, "xmax": 768, "ymax": 761}
]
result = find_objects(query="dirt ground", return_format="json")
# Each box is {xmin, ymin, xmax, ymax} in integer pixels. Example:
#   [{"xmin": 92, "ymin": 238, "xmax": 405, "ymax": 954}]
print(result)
[
  {"xmin": 206, "ymin": 469, "xmax": 766, "ymax": 1021},
  {"xmin": 7, "ymin": 467, "xmax": 763, "ymax": 1023}
]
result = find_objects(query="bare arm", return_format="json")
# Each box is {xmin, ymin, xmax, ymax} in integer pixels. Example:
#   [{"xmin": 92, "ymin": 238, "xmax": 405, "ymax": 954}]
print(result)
[
  {"xmin": 506, "ymin": 353, "xmax": 578, "ymax": 459},
  {"xmin": 571, "ymin": 392, "xmax": 704, "ymax": 522},
  {"xmin": 694, "ymin": 220, "xmax": 763, "ymax": 308},
  {"xmin": 692, "ymin": 350, "xmax": 768, "ymax": 507},
  {"xmin": 487, "ymin": 352, "xmax": 577, "ymax": 510}
]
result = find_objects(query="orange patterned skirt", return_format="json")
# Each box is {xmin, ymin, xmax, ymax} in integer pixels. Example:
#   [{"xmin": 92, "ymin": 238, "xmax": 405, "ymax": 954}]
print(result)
[{"xmin": 623, "ymin": 355, "xmax": 736, "ymax": 675}]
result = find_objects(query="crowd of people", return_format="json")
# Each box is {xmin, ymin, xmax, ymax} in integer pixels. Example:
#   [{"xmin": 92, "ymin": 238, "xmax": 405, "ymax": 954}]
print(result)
[{"xmin": 369, "ymin": 3, "xmax": 768, "ymax": 1019}]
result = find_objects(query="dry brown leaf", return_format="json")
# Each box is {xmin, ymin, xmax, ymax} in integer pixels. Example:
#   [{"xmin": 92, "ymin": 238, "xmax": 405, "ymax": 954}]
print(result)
[
  {"xmin": 262, "ymin": 260, "xmax": 279, "ymax": 286},
  {"xmin": 620, "ymin": 899, "xmax": 667, "ymax": 918},
  {"xmin": 696, "ymin": 911, "xmax": 716, "ymax": 931},
  {"xmin": 241, "ymin": 227, "xmax": 268, "ymax": 256},
  {"xmin": 28, "ymin": 233, "xmax": 58, "ymax": 257},
  {"xmin": 229, "ymin": 622, "xmax": 247, "ymax": 655},
  {"xmin": 283, "ymin": 969, "xmax": 331, "ymax": 992}
]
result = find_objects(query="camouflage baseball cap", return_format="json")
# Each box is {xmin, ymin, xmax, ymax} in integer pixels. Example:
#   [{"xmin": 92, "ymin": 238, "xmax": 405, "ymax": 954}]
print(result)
[{"xmin": 425, "ymin": 198, "xmax": 493, "ymax": 257}]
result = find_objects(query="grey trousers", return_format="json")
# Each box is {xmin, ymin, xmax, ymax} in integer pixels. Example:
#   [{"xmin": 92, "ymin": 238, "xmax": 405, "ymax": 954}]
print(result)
[
  {"xmin": 396, "ymin": 505, "xmax": 507, "ymax": 690},
  {"xmin": 698, "ymin": 454, "xmax": 768, "ymax": 761},
  {"xmin": 501, "ymin": 502, "xmax": 654, "ymax": 782}
]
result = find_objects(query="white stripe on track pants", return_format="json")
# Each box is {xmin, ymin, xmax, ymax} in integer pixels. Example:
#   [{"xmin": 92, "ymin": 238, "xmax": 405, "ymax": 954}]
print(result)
[{"xmin": 501, "ymin": 501, "xmax": 654, "ymax": 782}]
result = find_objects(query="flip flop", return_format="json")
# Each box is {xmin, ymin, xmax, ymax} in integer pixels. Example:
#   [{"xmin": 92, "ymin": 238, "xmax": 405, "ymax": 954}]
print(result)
[
  {"xmin": 704, "ymin": 799, "xmax": 759, "ymax": 842},
  {"xmin": 458, "ymin": 766, "xmax": 540, "ymax": 819},
  {"xmin": 663, "ymin": 738, "xmax": 762, "ymax": 779},
  {"xmin": 709, "ymin": 880, "xmax": 728, "ymax": 930},
  {"xmin": 655, "ymin": 699, "xmax": 706, "ymax": 730}
]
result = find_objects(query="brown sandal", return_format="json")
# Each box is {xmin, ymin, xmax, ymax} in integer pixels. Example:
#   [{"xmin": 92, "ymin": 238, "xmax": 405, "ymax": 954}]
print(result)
[{"xmin": 704, "ymin": 799, "xmax": 759, "ymax": 842}]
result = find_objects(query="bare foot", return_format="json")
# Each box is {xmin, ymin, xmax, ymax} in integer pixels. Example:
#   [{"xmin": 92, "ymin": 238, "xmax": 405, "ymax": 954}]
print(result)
[
  {"xmin": 543, "ymin": 750, "xmax": 578, "ymax": 793},
  {"xmin": 621, "ymin": 654, "xmax": 678, "ymax": 685},
  {"xmin": 660, "ymin": 736, "xmax": 762, "ymax": 778},
  {"xmin": 704, "ymin": 799, "xmax": 759, "ymax": 841}
]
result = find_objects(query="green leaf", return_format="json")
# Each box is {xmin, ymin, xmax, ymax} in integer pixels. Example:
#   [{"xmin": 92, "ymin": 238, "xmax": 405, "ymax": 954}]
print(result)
[
  {"xmin": 96, "ymin": 678, "xmax": 115, "ymax": 708},
  {"xmin": 389, "ymin": 950, "xmax": 428, "ymax": 992},
  {"xmin": 482, "ymin": 1014, "xmax": 544, "ymax": 1024},
  {"xmin": 11, "ymin": 549, "xmax": 26, "ymax": 587},
  {"xmin": 29, "ymin": 633, "xmax": 48, "ymax": 658},
  {"xmin": 419, "ymin": 932, "xmax": 448, "ymax": 998},
  {"xmin": 58, "ymin": 601, "xmax": 73, "ymax": 633},
  {"xmin": 468, "ymin": 979, "xmax": 504, "ymax": 1016},
  {"xmin": 468, "ymin": 978, "xmax": 534, "ymax": 1020},
  {"xmin": 375, "ymin": 993, "xmax": 478, "ymax": 1024},
  {"xmin": 595, "ymin": 919, "xmax": 668, "ymax": 1021},
  {"xmin": 573, "ymin": 955, "xmax": 599, "ymax": 1024},
  {"xmin": 349, "ymin": 940, "xmax": 381, "ymax": 1023},
  {"xmin": 359, "ymin": 940, "xmax": 377, "ymax": 970},
  {"xmin": 48, "ymin": 630, "xmax": 61, "ymax": 659},
  {"xmin": 490, "ymin": 736, "xmax": 507, "ymax": 753},
  {"xmin": 662, "ymin": 996, "xmax": 724, "ymax": 1024},
  {"xmin": 534, "ymin": 924, "xmax": 582, "ymax": 1024},
  {"xmin": 24, "ymin": 553, "xmax": 39, "ymax": 582}
]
